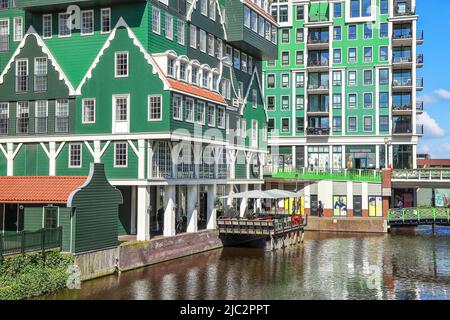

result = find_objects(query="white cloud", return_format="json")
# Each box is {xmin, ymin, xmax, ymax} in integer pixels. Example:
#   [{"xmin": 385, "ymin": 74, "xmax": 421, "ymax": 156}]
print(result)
[
  {"xmin": 434, "ymin": 89, "xmax": 450, "ymax": 100},
  {"xmin": 417, "ymin": 94, "xmax": 438, "ymax": 105},
  {"xmin": 417, "ymin": 112, "xmax": 446, "ymax": 137}
]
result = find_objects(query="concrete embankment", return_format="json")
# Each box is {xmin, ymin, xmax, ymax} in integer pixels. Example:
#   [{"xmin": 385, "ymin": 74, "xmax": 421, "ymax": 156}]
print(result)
[{"xmin": 305, "ymin": 217, "xmax": 387, "ymax": 233}]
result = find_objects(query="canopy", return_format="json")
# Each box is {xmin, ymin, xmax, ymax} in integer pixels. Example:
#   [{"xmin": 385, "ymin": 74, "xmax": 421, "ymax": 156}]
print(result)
[{"xmin": 220, "ymin": 189, "xmax": 300, "ymax": 200}]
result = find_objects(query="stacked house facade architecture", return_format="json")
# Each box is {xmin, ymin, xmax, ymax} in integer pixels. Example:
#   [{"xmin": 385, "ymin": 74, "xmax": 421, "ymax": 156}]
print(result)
[
  {"xmin": 264, "ymin": 0, "xmax": 423, "ymax": 218},
  {"xmin": 0, "ymin": 0, "xmax": 277, "ymax": 240}
]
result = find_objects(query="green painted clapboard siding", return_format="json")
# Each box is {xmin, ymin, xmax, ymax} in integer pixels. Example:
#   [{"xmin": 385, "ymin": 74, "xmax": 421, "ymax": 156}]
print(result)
[
  {"xmin": 70, "ymin": 163, "xmax": 122, "ymax": 253},
  {"xmin": 117, "ymin": 186, "xmax": 131, "ymax": 236},
  {"xmin": 38, "ymin": 3, "xmax": 149, "ymax": 87},
  {"xmin": 58, "ymin": 207, "xmax": 72, "ymax": 252},
  {"xmin": 55, "ymin": 143, "xmax": 94, "ymax": 176},
  {"xmin": 235, "ymin": 162, "xmax": 246, "ymax": 179},
  {"xmin": 13, "ymin": 143, "xmax": 50, "ymax": 176},
  {"xmin": 100, "ymin": 141, "xmax": 138, "ymax": 179},
  {"xmin": 75, "ymin": 26, "xmax": 169, "ymax": 135},
  {"xmin": 0, "ymin": 2, "xmax": 25, "ymax": 73},
  {"xmin": 0, "ymin": 153, "xmax": 6, "ymax": 175},
  {"xmin": 24, "ymin": 206, "xmax": 43, "ymax": 231}
]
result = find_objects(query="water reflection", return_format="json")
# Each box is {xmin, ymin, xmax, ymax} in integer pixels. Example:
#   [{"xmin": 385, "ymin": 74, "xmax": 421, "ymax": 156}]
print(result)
[{"xmin": 42, "ymin": 229, "xmax": 450, "ymax": 300}]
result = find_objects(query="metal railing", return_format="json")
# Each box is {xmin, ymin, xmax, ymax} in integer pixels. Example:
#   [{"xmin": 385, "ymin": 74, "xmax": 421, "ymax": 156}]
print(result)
[
  {"xmin": 392, "ymin": 103, "xmax": 412, "ymax": 111},
  {"xmin": 0, "ymin": 227, "xmax": 63, "ymax": 259},
  {"xmin": 394, "ymin": 5, "xmax": 416, "ymax": 16},
  {"xmin": 307, "ymin": 36, "xmax": 329, "ymax": 44},
  {"xmin": 392, "ymin": 31, "xmax": 412, "ymax": 39},
  {"xmin": 417, "ymin": 30, "xmax": 424, "ymax": 42},
  {"xmin": 307, "ymin": 59, "xmax": 329, "ymax": 67},
  {"xmin": 267, "ymin": 167, "xmax": 381, "ymax": 183},
  {"xmin": 392, "ymin": 169, "xmax": 450, "ymax": 181},
  {"xmin": 308, "ymin": 13, "xmax": 329, "ymax": 23},
  {"xmin": 417, "ymin": 54, "xmax": 424, "ymax": 64},
  {"xmin": 417, "ymin": 124, "xmax": 424, "ymax": 135},
  {"xmin": 417, "ymin": 77, "xmax": 424, "ymax": 88},
  {"xmin": 307, "ymin": 105, "xmax": 329, "ymax": 113},
  {"xmin": 388, "ymin": 207, "xmax": 450, "ymax": 225},
  {"xmin": 416, "ymin": 101, "xmax": 424, "ymax": 111},
  {"xmin": 306, "ymin": 127, "xmax": 330, "ymax": 136},
  {"xmin": 308, "ymin": 81, "xmax": 329, "ymax": 90}
]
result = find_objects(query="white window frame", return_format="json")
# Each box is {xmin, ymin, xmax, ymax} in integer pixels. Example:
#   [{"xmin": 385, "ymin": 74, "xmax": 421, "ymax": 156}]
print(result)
[
  {"xmin": 148, "ymin": 94, "xmax": 163, "ymax": 121},
  {"xmin": 152, "ymin": 7, "xmax": 161, "ymax": 35},
  {"xmin": 217, "ymin": 106, "xmax": 225, "ymax": 129},
  {"xmin": 177, "ymin": 19, "xmax": 185, "ymax": 45},
  {"xmin": 42, "ymin": 14, "xmax": 52, "ymax": 39},
  {"xmin": 69, "ymin": 143, "xmax": 82, "ymax": 169},
  {"xmin": 58, "ymin": 12, "xmax": 71, "ymax": 38},
  {"xmin": 241, "ymin": 119, "xmax": 247, "ymax": 138},
  {"xmin": 348, "ymin": 93, "xmax": 357, "ymax": 108},
  {"xmin": 80, "ymin": 10, "xmax": 94, "ymax": 36},
  {"xmin": 15, "ymin": 58, "xmax": 28, "ymax": 93},
  {"xmin": 13, "ymin": 16, "xmax": 23, "ymax": 42},
  {"xmin": 185, "ymin": 98, "xmax": 194, "ymax": 123},
  {"xmin": 363, "ymin": 92, "xmax": 373, "ymax": 109},
  {"xmin": 101, "ymin": 8, "xmax": 111, "ymax": 34},
  {"xmin": 34, "ymin": 57, "xmax": 48, "ymax": 92},
  {"xmin": 281, "ymin": 117, "xmax": 290, "ymax": 133},
  {"xmin": 82, "ymin": 98, "xmax": 96, "ymax": 124},
  {"xmin": 34, "ymin": 100, "xmax": 48, "ymax": 134},
  {"xmin": 348, "ymin": 47, "xmax": 357, "ymax": 63},
  {"xmin": 114, "ymin": 142, "xmax": 128, "ymax": 168},
  {"xmin": 348, "ymin": 116, "xmax": 358, "ymax": 132},
  {"xmin": 207, "ymin": 104, "xmax": 216, "ymax": 127},
  {"xmin": 252, "ymin": 89, "xmax": 257, "ymax": 108},
  {"xmin": 363, "ymin": 115, "xmax": 373, "ymax": 132},
  {"xmin": 165, "ymin": 13, "xmax": 173, "ymax": 40},
  {"xmin": 190, "ymin": 24, "xmax": 197, "ymax": 48},
  {"xmin": 114, "ymin": 51, "xmax": 129, "ymax": 78},
  {"xmin": 172, "ymin": 94, "xmax": 183, "ymax": 121},
  {"xmin": 363, "ymin": 46, "xmax": 373, "ymax": 63},
  {"xmin": 196, "ymin": 101, "xmax": 206, "ymax": 125}
]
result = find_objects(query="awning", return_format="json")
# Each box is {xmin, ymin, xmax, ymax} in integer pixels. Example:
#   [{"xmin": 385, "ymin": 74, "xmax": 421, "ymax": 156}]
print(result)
[
  {"xmin": 221, "ymin": 189, "xmax": 300, "ymax": 200},
  {"xmin": 0, "ymin": 176, "xmax": 87, "ymax": 204}
]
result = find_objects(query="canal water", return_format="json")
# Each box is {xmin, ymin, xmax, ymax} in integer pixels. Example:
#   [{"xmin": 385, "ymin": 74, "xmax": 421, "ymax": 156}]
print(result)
[{"xmin": 43, "ymin": 228, "xmax": 450, "ymax": 300}]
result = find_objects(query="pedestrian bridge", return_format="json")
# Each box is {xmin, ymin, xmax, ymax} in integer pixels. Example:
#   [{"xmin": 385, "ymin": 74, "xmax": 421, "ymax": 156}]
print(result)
[
  {"xmin": 388, "ymin": 207, "xmax": 450, "ymax": 226},
  {"xmin": 392, "ymin": 169, "xmax": 450, "ymax": 188}
]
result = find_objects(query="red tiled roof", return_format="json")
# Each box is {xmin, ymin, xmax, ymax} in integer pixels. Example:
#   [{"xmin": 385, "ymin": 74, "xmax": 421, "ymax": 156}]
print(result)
[
  {"xmin": 242, "ymin": 0, "xmax": 279, "ymax": 26},
  {"xmin": 0, "ymin": 176, "xmax": 87, "ymax": 204},
  {"xmin": 167, "ymin": 79, "xmax": 226, "ymax": 105}
]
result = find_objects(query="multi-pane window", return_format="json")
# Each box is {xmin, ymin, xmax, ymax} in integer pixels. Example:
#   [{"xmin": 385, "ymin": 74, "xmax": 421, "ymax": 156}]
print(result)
[
  {"xmin": 217, "ymin": 107, "xmax": 225, "ymax": 128},
  {"xmin": 241, "ymin": 53, "xmax": 248, "ymax": 73},
  {"xmin": 296, "ymin": 95, "xmax": 304, "ymax": 110},
  {"xmin": 268, "ymin": 118, "xmax": 275, "ymax": 133},
  {"xmin": 348, "ymin": 116, "xmax": 357, "ymax": 132},
  {"xmin": 148, "ymin": 95, "xmax": 162, "ymax": 120},
  {"xmin": 33, "ymin": 57, "xmax": 48, "ymax": 92},
  {"xmin": 69, "ymin": 144, "xmax": 82, "ymax": 168},
  {"xmin": 35, "ymin": 100, "xmax": 48, "ymax": 134},
  {"xmin": 200, "ymin": 0, "xmax": 207, "ymax": 15},
  {"xmin": 379, "ymin": 116, "xmax": 389, "ymax": 132},
  {"xmin": 364, "ymin": 116, "xmax": 373, "ymax": 132},
  {"xmin": 380, "ymin": 23, "xmax": 388, "ymax": 38},
  {"xmin": 115, "ymin": 52, "xmax": 128, "ymax": 77},
  {"xmin": 379, "ymin": 69, "xmax": 389, "ymax": 85},
  {"xmin": 333, "ymin": 116, "xmax": 342, "ymax": 132},
  {"xmin": 296, "ymin": 5, "xmax": 304, "ymax": 20},
  {"xmin": 185, "ymin": 98, "xmax": 194, "ymax": 122},
  {"xmin": 281, "ymin": 96, "xmax": 289, "ymax": 111},
  {"xmin": 177, "ymin": 20, "xmax": 185, "ymax": 45},
  {"xmin": 81, "ymin": 10, "xmax": 94, "ymax": 35},
  {"xmin": 348, "ymin": 93, "xmax": 357, "ymax": 108},
  {"xmin": 0, "ymin": 103, "xmax": 8, "ymax": 134},
  {"xmin": 191, "ymin": 66, "xmax": 198, "ymax": 84},
  {"xmin": 202, "ymin": 70, "xmax": 209, "ymax": 88},
  {"xmin": 333, "ymin": 94, "xmax": 342, "ymax": 109},
  {"xmin": 281, "ymin": 118, "xmax": 290, "ymax": 133},
  {"xmin": 82, "ymin": 98, "xmax": 96, "ymax": 123},
  {"xmin": 42, "ymin": 14, "xmax": 52, "ymax": 38},
  {"xmin": 152, "ymin": 8, "xmax": 161, "ymax": 34},
  {"xmin": 364, "ymin": 23, "xmax": 372, "ymax": 39},
  {"xmin": 173, "ymin": 95, "xmax": 183, "ymax": 120},
  {"xmin": 380, "ymin": 0, "xmax": 389, "ymax": 14},
  {"xmin": 59, "ymin": 13, "xmax": 71, "ymax": 37},
  {"xmin": 233, "ymin": 49, "xmax": 240, "ymax": 69},
  {"xmin": 179, "ymin": 62, "xmax": 187, "ymax": 81},
  {"xmin": 350, "ymin": 0, "xmax": 372, "ymax": 18},
  {"xmin": 296, "ymin": 28, "xmax": 304, "ymax": 42},
  {"xmin": 167, "ymin": 58, "xmax": 175, "ymax": 77},
  {"xmin": 267, "ymin": 96, "xmax": 275, "ymax": 110},
  {"xmin": 333, "ymin": 49, "xmax": 341, "ymax": 63},
  {"xmin": 115, "ymin": 96, "xmax": 128, "ymax": 122},
  {"xmin": 0, "ymin": 0, "xmax": 9, "ymax": 9},
  {"xmin": 251, "ymin": 120, "xmax": 258, "ymax": 147},
  {"xmin": 333, "ymin": 71, "xmax": 342, "ymax": 86},
  {"xmin": 101, "ymin": 8, "xmax": 111, "ymax": 33},
  {"xmin": 195, "ymin": 101, "xmax": 205, "ymax": 124},
  {"xmin": 16, "ymin": 101, "xmax": 29, "ymax": 134},
  {"xmin": 364, "ymin": 47, "xmax": 372, "ymax": 62},
  {"xmin": 44, "ymin": 207, "xmax": 58, "ymax": 229},
  {"xmin": 209, "ymin": 0, "xmax": 216, "ymax": 20},
  {"xmin": 207, "ymin": 33, "xmax": 214, "ymax": 56},
  {"xmin": 334, "ymin": 26, "xmax": 341, "ymax": 40},
  {"xmin": 364, "ymin": 93, "xmax": 373, "ymax": 108},
  {"xmin": 379, "ymin": 92, "xmax": 389, "ymax": 108},
  {"xmin": 281, "ymin": 74, "xmax": 289, "ymax": 88},
  {"xmin": 348, "ymin": 48, "xmax": 357, "ymax": 63},
  {"xmin": 348, "ymin": 71, "xmax": 357, "ymax": 86},
  {"xmin": 190, "ymin": 25, "xmax": 197, "ymax": 48},
  {"xmin": 296, "ymin": 117, "xmax": 304, "ymax": 133},
  {"xmin": 295, "ymin": 72, "xmax": 305, "ymax": 88},
  {"xmin": 296, "ymin": 51, "xmax": 304, "ymax": 65},
  {"xmin": 200, "ymin": 30, "xmax": 207, "ymax": 52},
  {"xmin": 334, "ymin": 2, "xmax": 342, "ymax": 18},
  {"xmin": 0, "ymin": 19, "xmax": 9, "ymax": 52},
  {"xmin": 363, "ymin": 70, "xmax": 372, "ymax": 85},
  {"xmin": 252, "ymin": 89, "xmax": 257, "ymax": 108},
  {"xmin": 15, "ymin": 59, "xmax": 28, "ymax": 93},
  {"xmin": 279, "ymin": 5, "xmax": 288, "ymax": 22},
  {"xmin": 244, "ymin": 6, "xmax": 251, "ymax": 28},
  {"xmin": 380, "ymin": 46, "xmax": 388, "ymax": 61},
  {"xmin": 248, "ymin": 56, "xmax": 253, "ymax": 74},
  {"xmin": 281, "ymin": 51, "xmax": 289, "ymax": 65},
  {"xmin": 348, "ymin": 25, "xmax": 357, "ymax": 40},
  {"xmin": 13, "ymin": 17, "xmax": 23, "ymax": 42},
  {"xmin": 114, "ymin": 142, "xmax": 128, "ymax": 167},
  {"xmin": 207, "ymin": 104, "xmax": 215, "ymax": 126},
  {"xmin": 281, "ymin": 29, "xmax": 289, "ymax": 43},
  {"xmin": 165, "ymin": 14, "xmax": 173, "ymax": 40},
  {"xmin": 55, "ymin": 99, "xmax": 69, "ymax": 133}
]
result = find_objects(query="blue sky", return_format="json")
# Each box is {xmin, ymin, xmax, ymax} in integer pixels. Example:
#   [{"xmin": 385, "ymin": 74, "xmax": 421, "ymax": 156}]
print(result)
[{"xmin": 416, "ymin": 0, "xmax": 450, "ymax": 158}]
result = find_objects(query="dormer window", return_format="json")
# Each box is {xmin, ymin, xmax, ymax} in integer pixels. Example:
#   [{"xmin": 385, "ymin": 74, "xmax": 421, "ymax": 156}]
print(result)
[
  {"xmin": 202, "ymin": 70, "xmax": 209, "ymax": 88},
  {"xmin": 191, "ymin": 66, "xmax": 199, "ymax": 85},
  {"xmin": 167, "ymin": 58, "xmax": 175, "ymax": 77},
  {"xmin": 212, "ymin": 74, "xmax": 219, "ymax": 91}
]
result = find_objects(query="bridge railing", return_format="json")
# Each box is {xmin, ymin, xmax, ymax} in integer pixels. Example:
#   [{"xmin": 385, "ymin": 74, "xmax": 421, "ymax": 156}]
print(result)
[
  {"xmin": 388, "ymin": 207, "xmax": 450, "ymax": 224},
  {"xmin": 392, "ymin": 169, "xmax": 450, "ymax": 181},
  {"xmin": 265, "ymin": 166, "xmax": 381, "ymax": 182}
]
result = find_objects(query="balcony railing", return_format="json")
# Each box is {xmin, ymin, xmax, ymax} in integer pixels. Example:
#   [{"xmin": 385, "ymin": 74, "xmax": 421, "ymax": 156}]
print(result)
[
  {"xmin": 307, "ymin": 81, "xmax": 329, "ymax": 90},
  {"xmin": 308, "ymin": 13, "xmax": 329, "ymax": 23},
  {"xmin": 267, "ymin": 167, "xmax": 381, "ymax": 183},
  {"xmin": 417, "ymin": 54, "xmax": 424, "ymax": 64},
  {"xmin": 306, "ymin": 127, "xmax": 330, "ymax": 136},
  {"xmin": 393, "ymin": 124, "xmax": 413, "ymax": 134},
  {"xmin": 417, "ymin": 124, "xmax": 424, "ymax": 135},
  {"xmin": 394, "ymin": 5, "xmax": 415, "ymax": 16},
  {"xmin": 307, "ymin": 36, "xmax": 329, "ymax": 44},
  {"xmin": 416, "ymin": 101, "xmax": 424, "ymax": 111},
  {"xmin": 392, "ymin": 56, "xmax": 412, "ymax": 64},
  {"xmin": 393, "ymin": 31, "xmax": 412, "ymax": 39},
  {"xmin": 392, "ymin": 78, "xmax": 412, "ymax": 87},
  {"xmin": 417, "ymin": 77, "xmax": 424, "ymax": 88},
  {"xmin": 307, "ymin": 59, "xmax": 329, "ymax": 67},
  {"xmin": 392, "ymin": 103, "xmax": 412, "ymax": 111},
  {"xmin": 417, "ymin": 30, "xmax": 424, "ymax": 42},
  {"xmin": 308, "ymin": 105, "xmax": 329, "ymax": 113}
]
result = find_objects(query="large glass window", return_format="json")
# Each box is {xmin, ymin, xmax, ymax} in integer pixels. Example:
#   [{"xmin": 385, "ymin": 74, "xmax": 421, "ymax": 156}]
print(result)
[{"xmin": 393, "ymin": 145, "xmax": 413, "ymax": 169}]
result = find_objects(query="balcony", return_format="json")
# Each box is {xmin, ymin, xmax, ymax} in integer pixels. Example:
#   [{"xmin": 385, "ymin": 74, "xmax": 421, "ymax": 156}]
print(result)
[
  {"xmin": 307, "ymin": 34, "xmax": 329, "ymax": 49},
  {"xmin": 392, "ymin": 30, "xmax": 413, "ymax": 46},
  {"xmin": 392, "ymin": 103, "xmax": 412, "ymax": 114},
  {"xmin": 307, "ymin": 59, "xmax": 329, "ymax": 71},
  {"xmin": 392, "ymin": 55, "xmax": 413, "ymax": 69},
  {"xmin": 417, "ymin": 30, "xmax": 424, "ymax": 45},
  {"xmin": 417, "ymin": 77, "xmax": 424, "ymax": 90},
  {"xmin": 417, "ymin": 54, "xmax": 424, "ymax": 67},
  {"xmin": 392, "ymin": 77, "xmax": 413, "ymax": 91},
  {"xmin": 394, "ymin": 5, "xmax": 416, "ymax": 17},
  {"xmin": 307, "ymin": 81, "xmax": 329, "ymax": 93},
  {"xmin": 392, "ymin": 124, "xmax": 413, "ymax": 135},
  {"xmin": 416, "ymin": 101, "xmax": 424, "ymax": 113},
  {"xmin": 307, "ymin": 105, "xmax": 329, "ymax": 114},
  {"xmin": 306, "ymin": 127, "xmax": 330, "ymax": 136}
]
